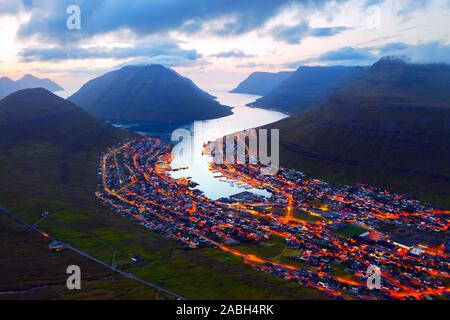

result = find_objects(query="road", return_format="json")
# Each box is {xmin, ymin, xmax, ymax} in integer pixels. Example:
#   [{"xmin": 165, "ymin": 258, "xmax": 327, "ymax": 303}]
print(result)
[{"xmin": 0, "ymin": 203, "xmax": 185, "ymax": 300}]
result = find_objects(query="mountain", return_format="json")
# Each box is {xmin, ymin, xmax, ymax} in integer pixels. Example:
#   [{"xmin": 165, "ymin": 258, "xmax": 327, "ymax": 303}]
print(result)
[
  {"xmin": 0, "ymin": 87, "xmax": 131, "ymax": 153},
  {"xmin": 0, "ymin": 77, "xmax": 23, "ymax": 100},
  {"xmin": 0, "ymin": 74, "xmax": 63, "ymax": 100},
  {"xmin": 250, "ymin": 65, "xmax": 367, "ymax": 114},
  {"xmin": 230, "ymin": 71, "xmax": 294, "ymax": 96},
  {"xmin": 69, "ymin": 64, "xmax": 232, "ymax": 122},
  {"xmin": 16, "ymin": 74, "xmax": 63, "ymax": 92},
  {"xmin": 268, "ymin": 58, "xmax": 450, "ymax": 206}
]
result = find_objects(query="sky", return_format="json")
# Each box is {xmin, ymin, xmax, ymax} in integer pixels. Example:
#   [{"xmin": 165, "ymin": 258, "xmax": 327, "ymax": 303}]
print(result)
[{"xmin": 0, "ymin": 0, "xmax": 449, "ymax": 94}]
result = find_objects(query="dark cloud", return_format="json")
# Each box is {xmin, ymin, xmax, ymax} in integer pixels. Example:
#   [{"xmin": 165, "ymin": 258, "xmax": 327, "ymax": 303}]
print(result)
[
  {"xmin": 19, "ymin": 42, "xmax": 201, "ymax": 65},
  {"xmin": 17, "ymin": 0, "xmax": 338, "ymax": 43},
  {"xmin": 269, "ymin": 22, "xmax": 350, "ymax": 44},
  {"xmin": 212, "ymin": 49, "xmax": 254, "ymax": 59},
  {"xmin": 378, "ymin": 42, "xmax": 409, "ymax": 53},
  {"xmin": 312, "ymin": 26, "xmax": 350, "ymax": 37},
  {"xmin": 269, "ymin": 22, "xmax": 310, "ymax": 44}
]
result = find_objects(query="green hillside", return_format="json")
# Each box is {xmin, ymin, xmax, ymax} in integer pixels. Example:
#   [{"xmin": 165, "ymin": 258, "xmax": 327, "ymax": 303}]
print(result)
[
  {"xmin": 69, "ymin": 64, "xmax": 232, "ymax": 122},
  {"xmin": 230, "ymin": 71, "xmax": 294, "ymax": 96},
  {"xmin": 268, "ymin": 58, "xmax": 450, "ymax": 207},
  {"xmin": 250, "ymin": 65, "xmax": 367, "ymax": 114}
]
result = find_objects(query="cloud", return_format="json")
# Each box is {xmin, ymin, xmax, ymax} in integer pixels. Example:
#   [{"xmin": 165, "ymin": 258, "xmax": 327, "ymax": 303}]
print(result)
[
  {"xmin": 317, "ymin": 46, "xmax": 377, "ymax": 62},
  {"xmin": 269, "ymin": 22, "xmax": 310, "ymax": 44},
  {"xmin": 283, "ymin": 41, "xmax": 450, "ymax": 68},
  {"xmin": 0, "ymin": 0, "xmax": 23, "ymax": 15},
  {"xmin": 236, "ymin": 62, "xmax": 279, "ymax": 68},
  {"xmin": 392, "ymin": 0, "xmax": 429, "ymax": 17},
  {"xmin": 314, "ymin": 42, "xmax": 450, "ymax": 65},
  {"xmin": 121, "ymin": 56, "xmax": 211, "ymax": 68},
  {"xmin": 212, "ymin": 49, "xmax": 254, "ymax": 59},
  {"xmin": 282, "ymin": 59, "xmax": 310, "ymax": 69},
  {"xmin": 269, "ymin": 22, "xmax": 350, "ymax": 44},
  {"xmin": 17, "ymin": 0, "xmax": 339, "ymax": 43},
  {"xmin": 283, "ymin": 46, "xmax": 377, "ymax": 68},
  {"xmin": 377, "ymin": 41, "xmax": 450, "ymax": 64},
  {"xmin": 312, "ymin": 26, "xmax": 350, "ymax": 37},
  {"xmin": 19, "ymin": 42, "xmax": 201, "ymax": 64}
]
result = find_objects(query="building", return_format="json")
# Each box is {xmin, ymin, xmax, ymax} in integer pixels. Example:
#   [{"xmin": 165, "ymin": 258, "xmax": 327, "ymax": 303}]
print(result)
[{"xmin": 48, "ymin": 241, "xmax": 65, "ymax": 252}]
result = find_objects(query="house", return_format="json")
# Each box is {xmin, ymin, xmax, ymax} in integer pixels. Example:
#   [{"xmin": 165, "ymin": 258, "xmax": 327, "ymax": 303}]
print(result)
[{"xmin": 49, "ymin": 241, "xmax": 65, "ymax": 252}]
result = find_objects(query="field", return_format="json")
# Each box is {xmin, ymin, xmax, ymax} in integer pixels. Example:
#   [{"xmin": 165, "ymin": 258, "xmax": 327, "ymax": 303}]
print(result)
[
  {"xmin": 335, "ymin": 224, "xmax": 367, "ymax": 238},
  {"xmin": 334, "ymin": 224, "xmax": 368, "ymax": 238}
]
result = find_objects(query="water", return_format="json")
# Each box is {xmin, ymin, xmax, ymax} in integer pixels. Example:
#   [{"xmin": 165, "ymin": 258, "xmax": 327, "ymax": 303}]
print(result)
[
  {"xmin": 169, "ymin": 90, "xmax": 289, "ymax": 200},
  {"xmin": 106, "ymin": 89, "xmax": 289, "ymax": 199}
]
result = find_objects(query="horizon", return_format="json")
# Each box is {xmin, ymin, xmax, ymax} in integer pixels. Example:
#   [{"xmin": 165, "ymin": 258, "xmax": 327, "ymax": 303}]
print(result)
[{"xmin": 2, "ymin": 52, "xmax": 449, "ymax": 99}]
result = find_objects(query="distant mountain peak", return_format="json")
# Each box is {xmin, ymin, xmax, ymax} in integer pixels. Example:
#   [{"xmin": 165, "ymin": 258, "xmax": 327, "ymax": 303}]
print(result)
[
  {"xmin": 229, "ymin": 71, "xmax": 294, "ymax": 96},
  {"xmin": 16, "ymin": 74, "xmax": 64, "ymax": 92},
  {"xmin": 9, "ymin": 87, "xmax": 56, "ymax": 97},
  {"xmin": 122, "ymin": 63, "xmax": 165, "ymax": 69},
  {"xmin": 0, "ymin": 88, "xmax": 80, "ymax": 128},
  {"xmin": 0, "ymin": 74, "xmax": 63, "ymax": 99},
  {"xmin": 69, "ymin": 65, "xmax": 231, "ymax": 122},
  {"xmin": 249, "ymin": 65, "xmax": 367, "ymax": 113},
  {"xmin": 119, "ymin": 64, "xmax": 180, "ymax": 77},
  {"xmin": 19, "ymin": 73, "xmax": 38, "ymax": 79},
  {"xmin": 1, "ymin": 87, "xmax": 69, "ymax": 107}
]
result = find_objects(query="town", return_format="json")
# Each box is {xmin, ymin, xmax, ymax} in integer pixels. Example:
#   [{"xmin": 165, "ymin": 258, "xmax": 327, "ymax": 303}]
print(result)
[{"xmin": 96, "ymin": 137, "xmax": 449, "ymax": 300}]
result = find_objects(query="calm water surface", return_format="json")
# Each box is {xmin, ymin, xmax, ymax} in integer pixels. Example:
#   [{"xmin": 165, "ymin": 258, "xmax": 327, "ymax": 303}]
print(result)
[
  {"xmin": 169, "ymin": 90, "xmax": 289, "ymax": 200},
  {"xmin": 64, "ymin": 87, "xmax": 289, "ymax": 199}
]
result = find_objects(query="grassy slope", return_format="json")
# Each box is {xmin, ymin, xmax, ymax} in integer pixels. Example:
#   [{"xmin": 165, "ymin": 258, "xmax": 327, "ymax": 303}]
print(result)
[
  {"xmin": 0, "ymin": 91, "xmax": 323, "ymax": 299},
  {"xmin": 68, "ymin": 65, "xmax": 232, "ymax": 122},
  {"xmin": 278, "ymin": 144, "xmax": 450, "ymax": 208},
  {"xmin": 268, "ymin": 61, "xmax": 450, "ymax": 208},
  {"xmin": 251, "ymin": 66, "xmax": 366, "ymax": 113},
  {"xmin": 0, "ymin": 212, "xmax": 165, "ymax": 300}
]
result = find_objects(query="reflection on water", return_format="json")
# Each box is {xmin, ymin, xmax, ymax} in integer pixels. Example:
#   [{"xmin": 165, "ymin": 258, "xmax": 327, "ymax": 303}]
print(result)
[
  {"xmin": 103, "ymin": 88, "xmax": 288, "ymax": 200},
  {"xmin": 170, "ymin": 90, "xmax": 289, "ymax": 200},
  {"xmin": 210, "ymin": 90, "xmax": 261, "ymax": 108}
]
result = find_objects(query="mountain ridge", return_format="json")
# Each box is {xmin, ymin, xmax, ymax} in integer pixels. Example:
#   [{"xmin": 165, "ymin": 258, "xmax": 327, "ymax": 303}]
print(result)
[
  {"xmin": 230, "ymin": 71, "xmax": 294, "ymax": 96},
  {"xmin": 250, "ymin": 65, "xmax": 368, "ymax": 114},
  {"xmin": 69, "ymin": 64, "xmax": 232, "ymax": 122},
  {"xmin": 0, "ymin": 74, "xmax": 63, "ymax": 100},
  {"xmin": 267, "ymin": 58, "xmax": 450, "ymax": 206}
]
